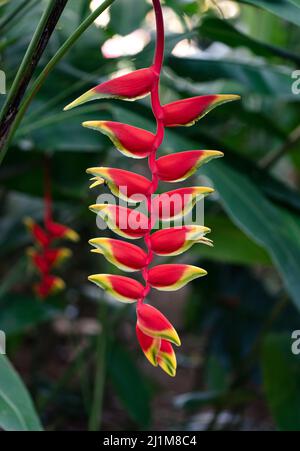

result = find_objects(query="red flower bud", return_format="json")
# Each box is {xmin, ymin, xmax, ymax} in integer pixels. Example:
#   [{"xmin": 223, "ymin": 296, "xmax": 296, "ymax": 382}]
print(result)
[
  {"xmin": 82, "ymin": 121, "xmax": 155, "ymax": 159},
  {"xmin": 150, "ymin": 225, "xmax": 212, "ymax": 256},
  {"xmin": 86, "ymin": 167, "xmax": 151, "ymax": 203},
  {"xmin": 89, "ymin": 204, "xmax": 150, "ymax": 239},
  {"xmin": 24, "ymin": 218, "xmax": 51, "ymax": 247},
  {"xmin": 156, "ymin": 150, "xmax": 223, "ymax": 182},
  {"xmin": 35, "ymin": 275, "xmax": 65, "ymax": 299},
  {"xmin": 88, "ymin": 274, "xmax": 144, "ymax": 303},
  {"xmin": 136, "ymin": 325, "xmax": 177, "ymax": 377},
  {"xmin": 148, "ymin": 264, "xmax": 207, "ymax": 291},
  {"xmin": 89, "ymin": 238, "xmax": 147, "ymax": 272},
  {"xmin": 64, "ymin": 68, "xmax": 157, "ymax": 111},
  {"xmin": 46, "ymin": 221, "xmax": 79, "ymax": 242},
  {"xmin": 137, "ymin": 303, "xmax": 181, "ymax": 346},
  {"xmin": 163, "ymin": 95, "xmax": 240, "ymax": 127},
  {"xmin": 152, "ymin": 186, "xmax": 214, "ymax": 221}
]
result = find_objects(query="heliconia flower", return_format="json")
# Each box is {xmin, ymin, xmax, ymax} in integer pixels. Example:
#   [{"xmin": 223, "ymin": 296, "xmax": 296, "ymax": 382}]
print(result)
[
  {"xmin": 137, "ymin": 303, "xmax": 181, "ymax": 346},
  {"xmin": 152, "ymin": 186, "xmax": 214, "ymax": 221},
  {"xmin": 136, "ymin": 325, "xmax": 177, "ymax": 377},
  {"xmin": 88, "ymin": 274, "xmax": 144, "ymax": 303},
  {"xmin": 64, "ymin": 68, "xmax": 157, "ymax": 111},
  {"xmin": 148, "ymin": 264, "xmax": 207, "ymax": 291},
  {"xmin": 24, "ymin": 217, "xmax": 51, "ymax": 247},
  {"xmin": 150, "ymin": 225, "xmax": 212, "ymax": 256},
  {"xmin": 86, "ymin": 167, "xmax": 151, "ymax": 203},
  {"xmin": 163, "ymin": 95, "xmax": 240, "ymax": 127},
  {"xmin": 89, "ymin": 204, "xmax": 149, "ymax": 239},
  {"xmin": 89, "ymin": 238, "xmax": 147, "ymax": 272},
  {"xmin": 46, "ymin": 221, "xmax": 80, "ymax": 242},
  {"xmin": 27, "ymin": 247, "xmax": 72, "ymax": 273},
  {"xmin": 156, "ymin": 150, "xmax": 223, "ymax": 183},
  {"xmin": 35, "ymin": 275, "xmax": 65, "ymax": 299},
  {"xmin": 82, "ymin": 121, "xmax": 155, "ymax": 159}
]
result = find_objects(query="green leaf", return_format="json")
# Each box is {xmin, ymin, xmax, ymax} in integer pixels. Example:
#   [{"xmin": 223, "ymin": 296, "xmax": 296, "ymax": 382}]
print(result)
[
  {"xmin": 238, "ymin": 0, "xmax": 300, "ymax": 27},
  {"xmin": 195, "ymin": 214, "xmax": 271, "ymax": 266},
  {"xmin": 168, "ymin": 56, "xmax": 296, "ymax": 98},
  {"xmin": 0, "ymin": 295, "xmax": 60, "ymax": 336},
  {"xmin": 262, "ymin": 333, "xmax": 300, "ymax": 430},
  {"xmin": 110, "ymin": 0, "xmax": 149, "ymax": 36},
  {"xmin": 0, "ymin": 355, "xmax": 43, "ymax": 431},
  {"xmin": 204, "ymin": 160, "xmax": 300, "ymax": 311},
  {"xmin": 199, "ymin": 17, "xmax": 300, "ymax": 65},
  {"xmin": 107, "ymin": 341, "xmax": 152, "ymax": 427}
]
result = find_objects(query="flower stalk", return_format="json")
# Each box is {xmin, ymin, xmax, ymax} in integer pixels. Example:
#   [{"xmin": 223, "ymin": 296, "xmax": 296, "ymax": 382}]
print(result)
[
  {"xmin": 25, "ymin": 157, "xmax": 79, "ymax": 299},
  {"xmin": 65, "ymin": 0, "xmax": 239, "ymax": 376}
]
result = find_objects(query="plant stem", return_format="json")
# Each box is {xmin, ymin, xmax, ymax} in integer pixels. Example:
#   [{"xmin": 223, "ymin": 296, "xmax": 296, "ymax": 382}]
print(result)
[
  {"xmin": 0, "ymin": 0, "xmax": 69, "ymax": 154},
  {"xmin": 88, "ymin": 302, "xmax": 107, "ymax": 431},
  {"xmin": 139, "ymin": 0, "xmax": 165, "ymax": 306},
  {"xmin": 0, "ymin": 0, "xmax": 116, "ymax": 166}
]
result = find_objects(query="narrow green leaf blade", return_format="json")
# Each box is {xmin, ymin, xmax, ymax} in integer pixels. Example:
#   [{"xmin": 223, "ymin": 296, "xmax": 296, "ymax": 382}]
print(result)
[
  {"xmin": 262, "ymin": 333, "xmax": 300, "ymax": 430},
  {"xmin": 204, "ymin": 161, "xmax": 300, "ymax": 311}
]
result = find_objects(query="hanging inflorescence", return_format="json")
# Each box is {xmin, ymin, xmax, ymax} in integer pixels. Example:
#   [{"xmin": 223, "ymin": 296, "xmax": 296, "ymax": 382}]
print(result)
[
  {"xmin": 64, "ymin": 0, "xmax": 239, "ymax": 376},
  {"xmin": 25, "ymin": 162, "xmax": 79, "ymax": 299}
]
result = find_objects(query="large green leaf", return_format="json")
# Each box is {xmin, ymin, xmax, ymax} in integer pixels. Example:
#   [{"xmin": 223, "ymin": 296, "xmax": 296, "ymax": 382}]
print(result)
[
  {"xmin": 262, "ymin": 333, "xmax": 300, "ymax": 431},
  {"xmin": 238, "ymin": 0, "xmax": 300, "ymax": 27},
  {"xmin": 204, "ymin": 160, "xmax": 300, "ymax": 311},
  {"xmin": 195, "ymin": 214, "xmax": 271, "ymax": 266},
  {"xmin": 199, "ymin": 17, "xmax": 300, "ymax": 65},
  {"xmin": 107, "ymin": 341, "xmax": 152, "ymax": 427},
  {"xmin": 110, "ymin": 0, "xmax": 149, "ymax": 36},
  {"xmin": 0, "ymin": 355, "xmax": 43, "ymax": 431},
  {"xmin": 0, "ymin": 295, "xmax": 59, "ymax": 336},
  {"xmin": 168, "ymin": 56, "xmax": 296, "ymax": 98}
]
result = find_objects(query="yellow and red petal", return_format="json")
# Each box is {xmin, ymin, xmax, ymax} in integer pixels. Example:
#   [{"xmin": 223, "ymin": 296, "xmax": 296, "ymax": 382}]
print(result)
[
  {"xmin": 64, "ymin": 68, "xmax": 157, "ymax": 110},
  {"xmin": 163, "ymin": 95, "xmax": 240, "ymax": 127},
  {"xmin": 82, "ymin": 121, "xmax": 155, "ymax": 159},
  {"xmin": 24, "ymin": 217, "xmax": 50, "ymax": 247},
  {"xmin": 89, "ymin": 204, "xmax": 149, "ymax": 240},
  {"xmin": 156, "ymin": 150, "xmax": 223, "ymax": 183},
  {"xmin": 89, "ymin": 238, "xmax": 147, "ymax": 272},
  {"xmin": 153, "ymin": 186, "xmax": 214, "ymax": 221},
  {"xmin": 86, "ymin": 167, "xmax": 151, "ymax": 203},
  {"xmin": 35, "ymin": 275, "xmax": 65, "ymax": 299},
  {"xmin": 136, "ymin": 324, "xmax": 161, "ymax": 367},
  {"xmin": 88, "ymin": 274, "xmax": 144, "ymax": 303},
  {"xmin": 157, "ymin": 340, "xmax": 177, "ymax": 377},
  {"xmin": 137, "ymin": 303, "xmax": 181, "ymax": 346},
  {"xmin": 150, "ymin": 225, "xmax": 212, "ymax": 256},
  {"xmin": 148, "ymin": 264, "xmax": 207, "ymax": 291},
  {"xmin": 27, "ymin": 247, "xmax": 50, "ymax": 274},
  {"xmin": 46, "ymin": 221, "xmax": 80, "ymax": 242},
  {"xmin": 27, "ymin": 247, "xmax": 72, "ymax": 273}
]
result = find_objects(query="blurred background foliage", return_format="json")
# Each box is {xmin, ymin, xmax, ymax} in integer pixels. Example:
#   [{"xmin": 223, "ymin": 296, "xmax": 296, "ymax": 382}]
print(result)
[{"xmin": 1, "ymin": 0, "xmax": 300, "ymax": 431}]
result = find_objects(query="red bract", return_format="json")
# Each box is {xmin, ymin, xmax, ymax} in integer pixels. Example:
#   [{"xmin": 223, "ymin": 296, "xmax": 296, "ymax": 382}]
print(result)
[
  {"xmin": 82, "ymin": 121, "xmax": 155, "ymax": 159},
  {"xmin": 89, "ymin": 238, "xmax": 147, "ymax": 272},
  {"xmin": 35, "ymin": 275, "xmax": 65, "ymax": 299},
  {"xmin": 150, "ymin": 226, "xmax": 212, "ymax": 256},
  {"xmin": 163, "ymin": 95, "xmax": 239, "ymax": 127},
  {"xmin": 64, "ymin": 68, "xmax": 157, "ymax": 110},
  {"xmin": 64, "ymin": 0, "xmax": 239, "ymax": 376},
  {"xmin": 86, "ymin": 167, "xmax": 151, "ymax": 203},
  {"xmin": 156, "ymin": 150, "xmax": 223, "ymax": 182}
]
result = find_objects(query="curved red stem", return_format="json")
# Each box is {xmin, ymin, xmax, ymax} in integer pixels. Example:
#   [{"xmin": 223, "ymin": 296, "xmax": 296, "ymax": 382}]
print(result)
[{"xmin": 139, "ymin": 0, "xmax": 165, "ymax": 303}]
